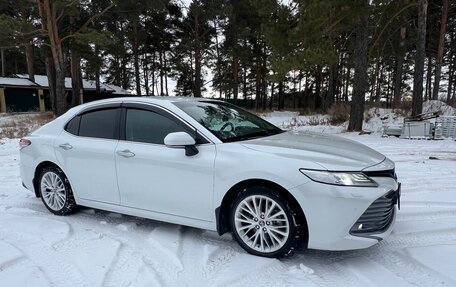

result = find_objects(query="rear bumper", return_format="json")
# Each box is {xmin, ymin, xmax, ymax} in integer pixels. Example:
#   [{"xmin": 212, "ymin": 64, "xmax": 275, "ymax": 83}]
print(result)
[
  {"xmin": 291, "ymin": 177, "xmax": 399, "ymax": 251},
  {"xmin": 20, "ymin": 164, "xmax": 34, "ymax": 192}
]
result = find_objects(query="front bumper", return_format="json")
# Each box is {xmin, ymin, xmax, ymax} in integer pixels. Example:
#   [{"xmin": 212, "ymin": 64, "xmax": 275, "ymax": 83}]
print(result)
[
  {"xmin": 349, "ymin": 184, "xmax": 400, "ymax": 236},
  {"xmin": 290, "ymin": 176, "xmax": 399, "ymax": 251}
]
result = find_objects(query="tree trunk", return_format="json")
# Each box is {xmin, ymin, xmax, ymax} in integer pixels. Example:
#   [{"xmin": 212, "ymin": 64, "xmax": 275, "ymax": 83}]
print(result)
[
  {"xmin": 21, "ymin": 6, "xmax": 35, "ymax": 81},
  {"xmin": 213, "ymin": 19, "xmax": 223, "ymax": 99},
  {"xmin": 393, "ymin": 56, "xmax": 404, "ymax": 108},
  {"xmin": 70, "ymin": 50, "xmax": 82, "ymax": 106},
  {"xmin": 255, "ymin": 60, "xmax": 261, "ymax": 109},
  {"xmin": 45, "ymin": 56, "xmax": 56, "ymax": 112},
  {"xmin": 25, "ymin": 44, "xmax": 35, "ymax": 81},
  {"xmin": 243, "ymin": 66, "xmax": 247, "ymax": 103},
  {"xmin": 371, "ymin": 59, "xmax": 380, "ymax": 103},
  {"xmin": 232, "ymin": 57, "xmax": 239, "ymax": 104},
  {"xmin": 393, "ymin": 27, "xmax": 406, "ymax": 108},
  {"xmin": 38, "ymin": 0, "xmax": 67, "ymax": 116},
  {"xmin": 449, "ymin": 32, "xmax": 456, "ymax": 103},
  {"xmin": 261, "ymin": 43, "xmax": 268, "ymax": 109},
  {"xmin": 425, "ymin": 57, "xmax": 432, "ymax": 101},
  {"xmin": 412, "ymin": 0, "xmax": 428, "ymax": 116},
  {"xmin": 375, "ymin": 63, "xmax": 382, "ymax": 103},
  {"xmin": 132, "ymin": 17, "xmax": 141, "ymax": 96},
  {"xmin": 336, "ymin": 54, "xmax": 344, "ymax": 102},
  {"xmin": 152, "ymin": 52, "xmax": 156, "ymax": 96},
  {"xmin": 432, "ymin": 0, "xmax": 449, "ymax": 101},
  {"xmin": 14, "ymin": 59, "xmax": 18, "ymax": 74},
  {"xmin": 326, "ymin": 63, "xmax": 337, "ymax": 110},
  {"xmin": 386, "ymin": 71, "xmax": 393, "ymax": 108},
  {"xmin": 348, "ymin": 6, "xmax": 369, "ymax": 132},
  {"xmin": 164, "ymin": 53, "xmax": 169, "ymax": 96},
  {"xmin": 315, "ymin": 66, "xmax": 322, "ymax": 100},
  {"xmin": 448, "ymin": 54, "xmax": 454, "ymax": 103},
  {"xmin": 270, "ymin": 82, "xmax": 274, "ymax": 110},
  {"xmin": 115, "ymin": 56, "xmax": 121, "ymax": 87},
  {"xmin": 55, "ymin": 68, "xmax": 66, "ymax": 114},
  {"xmin": 159, "ymin": 50, "xmax": 164, "ymax": 96},
  {"xmin": 344, "ymin": 67, "xmax": 350, "ymax": 101},
  {"xmin": 95, "ymin": 45, "xmax": 101, "ymax": 94},
  {"xmin": 143, "ymin": 55, "xmax": 149, "ymax": 96},
  {"xmin": 193, "ymin": 12, "xmax": 202, "ymax": 97},
  {"xmin": 278, "ymin": 81, "xmax": 284, "ymax": 110},
  {"xmin": 122, "ymin": 56, "xmax": 128, "ymax": 90},
  {"xmin": 1, "ymin": 48, "xmax": 5, "ymax": 77}
]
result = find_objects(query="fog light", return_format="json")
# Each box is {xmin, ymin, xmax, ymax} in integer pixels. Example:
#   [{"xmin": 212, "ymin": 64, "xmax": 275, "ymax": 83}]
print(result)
[{"xmin": 358, "ymin": 224, "xmax": 363, "ymax": 230}]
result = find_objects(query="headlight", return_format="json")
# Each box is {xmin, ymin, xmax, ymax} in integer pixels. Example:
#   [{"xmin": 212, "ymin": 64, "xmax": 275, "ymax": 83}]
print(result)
[{"xmin": 299, "ymin": 169, "xmax": 378, "ymax": 187}]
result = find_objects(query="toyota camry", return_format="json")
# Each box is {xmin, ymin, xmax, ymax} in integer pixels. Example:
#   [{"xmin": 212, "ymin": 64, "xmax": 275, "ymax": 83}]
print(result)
[{"xmin": 19, "ymin": 97, "xmax": 400, "ymax": 258}]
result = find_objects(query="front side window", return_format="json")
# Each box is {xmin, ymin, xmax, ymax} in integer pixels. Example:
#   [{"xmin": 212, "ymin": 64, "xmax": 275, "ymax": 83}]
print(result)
[
  {"xmin": 125, "ymin": 109, "xmax": 188, "ymax": 144},
  {"xmin": 79, "ymin": 108, "xmax": 119, "ymax": 139},
  {"xmin": 174, "ymin": 101, "xmax": 283, "ymax": 142}
]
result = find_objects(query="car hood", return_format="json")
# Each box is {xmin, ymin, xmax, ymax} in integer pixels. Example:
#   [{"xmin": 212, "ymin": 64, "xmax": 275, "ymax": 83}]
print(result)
[{"xmin": 240, "ymin": 131, "xmax": 387, "ymax": 171}]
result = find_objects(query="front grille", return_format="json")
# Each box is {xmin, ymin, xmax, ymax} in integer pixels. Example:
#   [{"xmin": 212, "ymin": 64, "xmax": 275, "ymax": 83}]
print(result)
[
  {"xmin": 363, "ymin": 169, "xmax": 396, "ymax": 179},
  {"xmin": 350, "ymin": 190, "xmax": 396, "ymax": 235}
]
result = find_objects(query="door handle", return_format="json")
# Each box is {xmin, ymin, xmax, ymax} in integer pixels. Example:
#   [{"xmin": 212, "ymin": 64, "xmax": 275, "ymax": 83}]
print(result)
[
  {"xmin": 59, "ymin": 143, "xmax": 73, "ymax": 150},
  {"xmin": 116, "ymin": 149, "xmax": 135, "ymax": 158}
]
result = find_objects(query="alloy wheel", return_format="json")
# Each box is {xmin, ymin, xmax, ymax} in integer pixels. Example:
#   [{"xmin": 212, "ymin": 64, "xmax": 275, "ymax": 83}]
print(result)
[
  {"xmin": 40, "ymin": 171, "xmax": 67, "ymax": 211},
  {"xmin": 234, "ymin": 195, "xmax": 290, "ymax": 253}
]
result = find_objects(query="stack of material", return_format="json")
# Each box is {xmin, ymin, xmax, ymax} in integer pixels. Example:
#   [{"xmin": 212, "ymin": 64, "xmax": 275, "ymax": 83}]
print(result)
[
  {"xmin": 406, "ymin": 111, "xmax": 442, "ymax": 121},
  {"xmin": 383, "ymin": 125, "xmax": 402, "ymax": 137},
  {"xmin": 398, "ymin": 111, "xmax": 440, "ymax": 139},
  {"xmin": 400, "ymin": 121, "xmax": 433, "ymax": 139},
  {"xmin": 435, "ymin": 116, "xmax": 456, "ymax": 139}
]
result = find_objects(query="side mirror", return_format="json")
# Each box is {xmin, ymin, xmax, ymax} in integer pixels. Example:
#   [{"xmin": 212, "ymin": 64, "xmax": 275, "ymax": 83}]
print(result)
[{"xmin": 164, "ymin": 132, "xmax": 199, "ymax": 156}]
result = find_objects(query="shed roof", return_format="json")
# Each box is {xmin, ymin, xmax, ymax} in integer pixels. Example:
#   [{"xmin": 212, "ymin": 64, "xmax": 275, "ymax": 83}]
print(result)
[
  {"xmin": 14, "ymin": 74, "xmax": 129, "ymax": 94},
  {"xmin": 0, "ymin": 77, "xmax": 39, "ymax": 87}
]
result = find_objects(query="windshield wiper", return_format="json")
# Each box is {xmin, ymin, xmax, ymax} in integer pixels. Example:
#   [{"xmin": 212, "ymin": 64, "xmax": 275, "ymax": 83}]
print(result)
[{"xmin": 224, "ymin": 129, "xmax": 284, "ymax": 143}]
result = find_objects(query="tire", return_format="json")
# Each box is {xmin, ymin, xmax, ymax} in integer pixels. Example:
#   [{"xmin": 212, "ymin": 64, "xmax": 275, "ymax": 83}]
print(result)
[
  {"xmin": 229, "ymin": 186, "xmax": 303, "ymax": 258},
  {"xmin": 38, "ymin": 166, "xmax": 77, "ymax": 216}
]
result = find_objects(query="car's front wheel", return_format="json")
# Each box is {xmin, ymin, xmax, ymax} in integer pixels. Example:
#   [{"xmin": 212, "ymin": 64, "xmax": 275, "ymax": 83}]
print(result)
[
  {"xmin": 229, "ymin": 186, "xmax": 302, "ymax": 258},
  {"xmin": 39, "ymin": 166, "xmax": 77, "ymax": 215}
]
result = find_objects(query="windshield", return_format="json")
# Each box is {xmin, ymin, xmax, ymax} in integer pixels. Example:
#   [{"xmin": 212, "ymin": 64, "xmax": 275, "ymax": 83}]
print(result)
[{"xmin": 174, "ymin": 101, "xmax": 284, "ymax": 143}]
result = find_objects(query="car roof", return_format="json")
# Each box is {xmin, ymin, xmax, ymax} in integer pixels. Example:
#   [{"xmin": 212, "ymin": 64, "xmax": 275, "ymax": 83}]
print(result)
[
  {"xmin": 68, "ymin": 96, "xmax": 225, "ymax": 117},
  {"xmin": 88, "ymin": 96, "xmax": 222, "ymax": 104}
]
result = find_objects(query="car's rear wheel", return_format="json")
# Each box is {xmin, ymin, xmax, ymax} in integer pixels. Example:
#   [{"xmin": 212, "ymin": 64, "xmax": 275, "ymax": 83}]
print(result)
[
  {"xmin": 229, "ymin": 186, "xmax": 302, "ymax": 258},
  {"xmin": 39, "ymin": 166, "xmax": 76, "ymax": 215}
]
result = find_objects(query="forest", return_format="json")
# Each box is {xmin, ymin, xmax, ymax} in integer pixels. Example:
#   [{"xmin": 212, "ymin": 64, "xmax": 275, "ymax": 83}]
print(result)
[{"xmin": 0, "ymin": 0, "xmax": 455, "ymax": 131}]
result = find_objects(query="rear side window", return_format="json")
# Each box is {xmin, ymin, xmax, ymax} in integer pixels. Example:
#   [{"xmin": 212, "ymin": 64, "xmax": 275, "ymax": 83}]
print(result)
[
  {"xmin": 65, "ymin": 116, "xmax": 80, "ymax": 135},
  {"xmin": 125, "ymin": 109, "xmax": 187, "ymax": 144},
  {"xmin": 79, "ymin": 108, "xmax": 119, "ymax": 139}
]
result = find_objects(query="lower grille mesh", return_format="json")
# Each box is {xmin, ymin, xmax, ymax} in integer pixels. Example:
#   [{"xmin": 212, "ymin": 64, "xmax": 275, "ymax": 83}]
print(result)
[{"xmin": 350, "ymin": 190, "xmax": 396, "ymax": 234}]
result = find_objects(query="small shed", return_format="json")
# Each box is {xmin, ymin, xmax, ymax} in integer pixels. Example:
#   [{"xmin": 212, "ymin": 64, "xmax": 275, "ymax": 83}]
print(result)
[{"xmin": 0, "ymin": 77, "xmax": 44, "ymax": 112}]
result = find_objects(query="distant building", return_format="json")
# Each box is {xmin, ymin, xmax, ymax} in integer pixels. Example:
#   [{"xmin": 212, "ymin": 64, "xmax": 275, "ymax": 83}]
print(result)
[{"xmin": 0, "ymin": 75, "xmax": 130, "ymax": 113}]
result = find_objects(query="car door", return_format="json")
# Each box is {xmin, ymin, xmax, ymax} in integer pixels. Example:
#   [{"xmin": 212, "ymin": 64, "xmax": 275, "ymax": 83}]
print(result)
[
  {"xmin": 115, "ymin": 104, "xmax": 216, "ymax": 221},
  {"xmin": 55, "ymin": 104, "xmax": 121, "ymax": 204}
]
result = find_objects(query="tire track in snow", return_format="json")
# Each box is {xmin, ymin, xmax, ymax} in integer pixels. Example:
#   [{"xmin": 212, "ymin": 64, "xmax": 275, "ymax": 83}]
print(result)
[
  {"xmin": 84, "ymin": 220, "xmax": 183, "ymax": 286},
  {"xmin": 0, "ymin": 231, "xmax": 88, "ymax": 286},
  {"xmin": 366, "ymin": 250, "xmax": 452, "ymax": 287},
  {"xmin": 396, "ymin": 202, "xmax": 456, "ymax": 222},
  {"xmin": 291, "ymin": 251, "xmax": 369, "ymax": 287},
  {"xmin": 0, "ymin": 211, "xmax": 124, "ymax": 287}
]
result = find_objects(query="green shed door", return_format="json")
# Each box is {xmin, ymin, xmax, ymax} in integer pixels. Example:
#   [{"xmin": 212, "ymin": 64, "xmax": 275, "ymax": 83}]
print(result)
[{"xmin": 4, "ymin": 88, "xmax": 40, "ymax": 112}]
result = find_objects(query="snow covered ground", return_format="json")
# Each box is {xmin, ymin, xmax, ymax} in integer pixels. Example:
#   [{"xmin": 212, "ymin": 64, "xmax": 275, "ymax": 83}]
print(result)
[
  {"xmin": 262, "ymin": 100, "xmax": 456, "ymax": 135},
  {"xmin": 1, "ymin": 112, "xmax": 456, "ymax": 286}
]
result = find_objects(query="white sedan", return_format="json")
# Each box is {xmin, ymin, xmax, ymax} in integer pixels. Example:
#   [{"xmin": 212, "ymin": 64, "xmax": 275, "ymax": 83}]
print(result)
[{"xmin": 19, "ymin": 97, "xmax": 400, "ymax": 258}]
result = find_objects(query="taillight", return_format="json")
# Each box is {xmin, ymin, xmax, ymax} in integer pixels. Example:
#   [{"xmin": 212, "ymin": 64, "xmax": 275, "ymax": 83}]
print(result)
[{"xmin": 19, "ymin": 139, "xmax": 31, "ymax": 149}]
